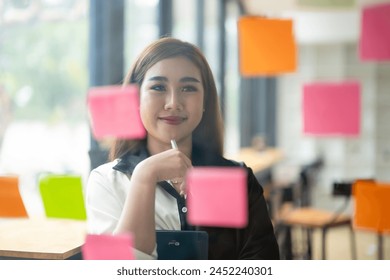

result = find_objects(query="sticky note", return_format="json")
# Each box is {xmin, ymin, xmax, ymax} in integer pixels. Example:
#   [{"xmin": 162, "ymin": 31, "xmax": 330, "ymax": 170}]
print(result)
[
  {"xmin": 359, "ymin": 2, "xmax": 390, "ymax": 61},
  {"xmin": 88, "ymin": 85, "xmax": 146, "ymax": 140},
  {"xmin": 376, "ymin": 183, "xmax": 390, "ymax": 232},
  {"xmin": 297, "ymin": 0, "xmax": 355, "ymax": 8},
  {"xmin": 82, "ymin": 234, "xmax": 135, "ymax": 260},
  {"xmin": 353, "ymin": 180, "xmax": 390, "ymax": 232},
  {"xmin": 0, "ymin": 176, "xmax": 28, "ymax": 217},
  {"xmin": 186, "ymin": 167, "xmax": 248, "ymax": 228},
  {"xmin": 39, "ymin": 175, "xmax": 87, "ymax": 220},
  {"xmin": 303, "ymin": 81, "xmax": 360, "ymax": 136},
  {"xmin": 238, "ymin": 16, "xmax": 297, "ymax": 76},
  {"xmin": 353, "ymin": 180, "xmax": 379, "ymax": 230}
]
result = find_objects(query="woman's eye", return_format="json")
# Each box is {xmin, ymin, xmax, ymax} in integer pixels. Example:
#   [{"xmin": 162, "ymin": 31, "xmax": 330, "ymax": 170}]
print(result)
[
  {"xmin": 150, "ymin": 84, "xmax": 166, "ymax": 91},
  {"xmin": 181, "ymin": 85, "xmax": 197, "ymax": 92}
]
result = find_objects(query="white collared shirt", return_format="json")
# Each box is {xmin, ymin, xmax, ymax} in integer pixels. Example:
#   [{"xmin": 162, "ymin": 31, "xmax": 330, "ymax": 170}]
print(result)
[{"xmin": 86, "ymin": 160, "xmax": 181, "ymax": 259}]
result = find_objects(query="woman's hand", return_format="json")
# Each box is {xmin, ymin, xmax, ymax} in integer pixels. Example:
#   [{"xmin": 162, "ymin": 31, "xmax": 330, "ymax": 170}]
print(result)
[
  {"xmin": 133, "ymin": 148, "xmax": 192, "ymax": 195},
  {"xmin": 115, "ymin": 148, "xmax": 191, "ymax": 254}
]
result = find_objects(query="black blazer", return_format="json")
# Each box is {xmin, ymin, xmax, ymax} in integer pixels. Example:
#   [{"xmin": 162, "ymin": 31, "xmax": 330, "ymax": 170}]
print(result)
[{"xmin": 113, "ymin": 143, "xmax": 280, "ymax": 260}]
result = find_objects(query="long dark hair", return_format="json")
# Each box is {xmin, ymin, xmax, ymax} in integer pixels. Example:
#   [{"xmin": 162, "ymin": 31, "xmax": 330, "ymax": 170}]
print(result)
[{"xmin": 110, "ymin": 37, "xmax": 224, "ymax": 160}]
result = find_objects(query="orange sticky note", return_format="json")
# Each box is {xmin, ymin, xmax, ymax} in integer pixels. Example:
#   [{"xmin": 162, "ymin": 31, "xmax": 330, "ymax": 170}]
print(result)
[
  {"xmin": 359, "ymin": 2, "xmax": 390, "ymax": 61},
  {"xmin": 87, "ymin": 85, "xmax": 146, "ymax": 140},
  {"xmin": 303, "ymin": 81, "xmax": 361, "ymax": 136},
  {"xmin": 186, "ymin": 167, "xmax": 248, "ymax": 228},
  {"xmin": 238, "ymin": 16, "xmax": 297, "ymax": 76},
  {"xmin": 376, "ymin": 183, "xmax": 390, "ymax": 232},
  {"xmin": 0, "ymin": 176, "xmax": 28, "ymax": 217},
  {"xmin": 82, "ymin": 234, "xmax": 135, "ymax": 260},
  {"xmin": 353, "ymin": 180, "xmax": 379, "ymax": 231},
  {"xmin": 353, "ymin": 180, "xmax": 390, "ymax": 233}
]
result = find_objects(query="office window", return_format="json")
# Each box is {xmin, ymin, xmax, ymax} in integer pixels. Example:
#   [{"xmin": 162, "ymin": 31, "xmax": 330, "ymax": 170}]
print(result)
[
  {"xmin": 0, "ymin": 0, "xmax": 89, "ymax": 214},
  {"xmin": 224, "ymin": 0, "xmax": 241, "ymax": 154},
  {"xmin": 124, "ymin": 0, "xmax": 159, "ymax": 67},
  {"xmin": 172, "ymin": 0, "xmax": 196, "ymax": 42}
]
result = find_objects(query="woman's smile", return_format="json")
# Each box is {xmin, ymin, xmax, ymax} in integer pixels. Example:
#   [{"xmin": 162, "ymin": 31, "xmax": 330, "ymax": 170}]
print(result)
[{"xmin": 159, "ymin": 115, "xmax": 187, "ymax": 125}]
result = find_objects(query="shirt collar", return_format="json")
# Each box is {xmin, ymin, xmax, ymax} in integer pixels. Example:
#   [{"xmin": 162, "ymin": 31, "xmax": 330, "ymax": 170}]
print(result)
[
  {"xmin": 113, "ymin": 142, "xmax": 231, "ymax": 176},
  {"xmin": 112, "ymin": 144, "xmax": 150, "ymax": 176}
]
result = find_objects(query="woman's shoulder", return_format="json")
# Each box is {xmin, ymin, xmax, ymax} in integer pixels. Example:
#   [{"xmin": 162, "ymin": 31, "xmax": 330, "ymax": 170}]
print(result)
[
  {"xmin": 218, "ymin": 157, "xmax": 262, "ymax": 193},
  {"xmin": 91, "ymin": 159, "xmax": 120, "ymax": 174},
  {"xmin": 89, "ymin": 159, "xmax": 128, "ymax": 184},
  {"xmin": 87, "ymin": 159, "xmax": 131, "ymax": 193},
  {"xmin": 193, "ymin": 144, "xmax": 246, "ymax": 168}
]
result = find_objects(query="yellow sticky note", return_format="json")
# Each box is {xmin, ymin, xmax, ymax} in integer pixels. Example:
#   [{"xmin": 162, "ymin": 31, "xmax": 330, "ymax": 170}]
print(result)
[
  {"xmin": 39, "ymin": 174, "xmax": 87, "ymax": 220},
  {"xmin": 297, "ymin": 0, "xmax": 355, "ymax": 8}
]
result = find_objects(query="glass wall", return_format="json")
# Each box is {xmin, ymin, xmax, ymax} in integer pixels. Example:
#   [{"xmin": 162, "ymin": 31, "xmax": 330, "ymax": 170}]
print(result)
[
  {"xmin": 172, "ymin": 0, "xmax": 241, "ymax": 155},
  {"xmin": 0, "ymin": 0, "xmax": 90, "ymax": 215},
  {"xmin": 124, "ymin": 0, "xmax": 159, "ymax": 69},
  {"xmin": 0, "ymin": 0, "xmax": 243, "ymax": 215}
]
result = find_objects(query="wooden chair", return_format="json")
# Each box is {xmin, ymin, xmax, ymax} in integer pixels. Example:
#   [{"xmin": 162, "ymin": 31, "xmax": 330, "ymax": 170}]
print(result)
[
  {"xmin": 275, "ymin": 159, "xmax": 356, "ymax": 259},
  {"xmin": 353, "ymin": 179, "xmax": 390, "ymax": 259}
]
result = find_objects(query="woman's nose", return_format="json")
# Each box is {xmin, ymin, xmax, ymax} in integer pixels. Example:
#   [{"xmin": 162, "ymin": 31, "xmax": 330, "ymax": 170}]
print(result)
[{"xmin": 164, "ymin": 90, "xmax": 183, "ymax": 111}]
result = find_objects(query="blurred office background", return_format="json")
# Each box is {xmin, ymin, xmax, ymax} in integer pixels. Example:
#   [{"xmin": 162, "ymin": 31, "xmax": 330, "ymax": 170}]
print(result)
[{"xmin": 0, "ymin": 0, "xmax": 389, "ymax": 259}]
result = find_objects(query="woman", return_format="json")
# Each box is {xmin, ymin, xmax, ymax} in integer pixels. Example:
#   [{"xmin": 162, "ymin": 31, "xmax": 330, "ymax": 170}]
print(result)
[{"xmin": 86, "ymin": 37, "xmax": 279, "ymax": 260}]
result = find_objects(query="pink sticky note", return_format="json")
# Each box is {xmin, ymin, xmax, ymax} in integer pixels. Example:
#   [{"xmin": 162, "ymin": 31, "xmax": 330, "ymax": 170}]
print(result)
[
  {"xmin": 303, "ymin": 81, "xmax": 361, "ymax": 136},
  {"xmin": 82, "ymin": 234, "xmax": 135, "ymax": 260},
  {"xmin": 88, "ymin": 85, "xmax": 146, "ymax": 140},
  {"xmin": 186, "ymin": 167, "xmax": 248, "ymax": 228},
  {"xmin": 359, "ymin": 2, "xmax": 390, "ymax": 61}
]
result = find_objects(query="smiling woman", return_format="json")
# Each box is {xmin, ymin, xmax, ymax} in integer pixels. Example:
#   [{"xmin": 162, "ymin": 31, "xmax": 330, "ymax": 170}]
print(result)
[{"xmin": 85, "ymin": 37, "xmax": 279, "ymax": 260}]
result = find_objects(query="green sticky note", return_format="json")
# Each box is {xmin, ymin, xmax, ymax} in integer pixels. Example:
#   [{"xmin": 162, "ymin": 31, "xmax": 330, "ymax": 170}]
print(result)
[
  {"xmin": 39, "ymin": 175, "xmax": 87, "ymax": 220},
  {"xmin": 297, "ymin": 0, "xmax": 355, "ymax": 8}
]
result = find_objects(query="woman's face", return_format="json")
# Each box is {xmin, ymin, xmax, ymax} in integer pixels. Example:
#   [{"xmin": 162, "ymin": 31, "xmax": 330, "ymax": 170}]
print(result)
[{"xmin": 139, "ymin": 56, "xmax": 204, "ymax": 147}]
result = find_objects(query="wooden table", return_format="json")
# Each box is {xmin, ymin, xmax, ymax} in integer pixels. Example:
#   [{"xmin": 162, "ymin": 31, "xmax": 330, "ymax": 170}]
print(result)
[
  {"xmin": 227, "ymin": 147, "xmax": 284, "ymax": 202},
  {"xmin": 227, "ymin": 147, "xmax": 284, "ymax": 174},
  {"xmin": 0, "ymin": 218, "xmax": 86, "ymax": 259}
]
